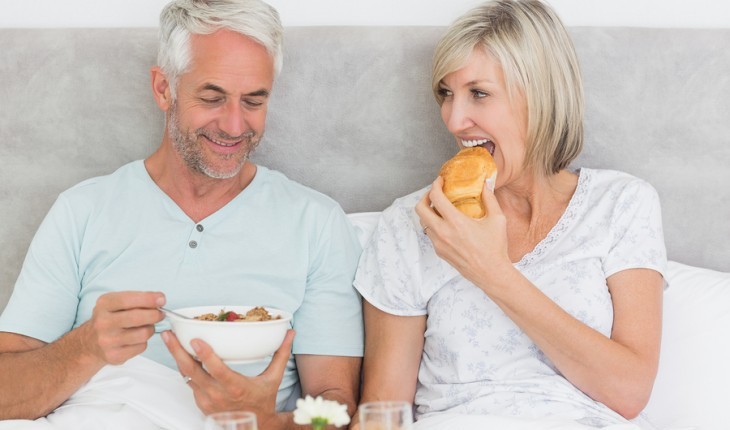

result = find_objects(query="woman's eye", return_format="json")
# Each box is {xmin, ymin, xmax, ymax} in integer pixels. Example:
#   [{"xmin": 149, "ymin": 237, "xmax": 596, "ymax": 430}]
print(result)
[
  {"xmin": 437, "ymin": 88, "xmax": 452, "ymax": 97},
  {"xmin": 471, "ymin": 89, "xmax": 488, "ymax": 98}
]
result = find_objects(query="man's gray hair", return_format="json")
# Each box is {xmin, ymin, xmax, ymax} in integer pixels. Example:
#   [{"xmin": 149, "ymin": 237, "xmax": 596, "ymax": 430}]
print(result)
[{"xmin": 158, "ymin": 0, "xmax": 283, "ymax": 98}]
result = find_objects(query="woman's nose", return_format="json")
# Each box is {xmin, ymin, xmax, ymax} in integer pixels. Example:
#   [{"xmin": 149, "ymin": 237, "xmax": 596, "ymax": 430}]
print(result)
[{"xmin": 442, "ymin": 98, "xmax": 475, "ymax": 134}]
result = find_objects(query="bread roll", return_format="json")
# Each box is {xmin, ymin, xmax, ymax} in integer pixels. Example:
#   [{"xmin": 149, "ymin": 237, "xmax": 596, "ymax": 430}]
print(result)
[{"xmin": 439, "ymin": 146, "xmax": 497, "ymax": 218}]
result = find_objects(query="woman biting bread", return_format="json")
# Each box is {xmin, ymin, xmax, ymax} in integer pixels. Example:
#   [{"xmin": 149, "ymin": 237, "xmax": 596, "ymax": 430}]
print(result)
[{"xmin": 351, "ymin": 1, "xmax": 667, "ymax": 429}]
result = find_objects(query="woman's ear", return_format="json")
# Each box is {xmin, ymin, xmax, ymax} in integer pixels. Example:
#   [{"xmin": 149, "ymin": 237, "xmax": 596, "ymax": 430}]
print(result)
[{"xmin": 150, "ymin": 66, "xmax": 172, "ymax": 111}]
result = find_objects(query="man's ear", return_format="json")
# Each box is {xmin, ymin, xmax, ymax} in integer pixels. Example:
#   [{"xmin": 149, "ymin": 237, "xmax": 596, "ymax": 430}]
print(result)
[{"xmin": 151, "ymin": 66, "xmax": 173, "ymax": 111}]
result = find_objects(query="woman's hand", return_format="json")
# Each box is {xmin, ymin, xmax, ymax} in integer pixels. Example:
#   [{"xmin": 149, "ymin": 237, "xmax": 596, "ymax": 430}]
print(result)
[{"xmin": 415, "ymin": 176, "xmax": 512, "ymax": 290}]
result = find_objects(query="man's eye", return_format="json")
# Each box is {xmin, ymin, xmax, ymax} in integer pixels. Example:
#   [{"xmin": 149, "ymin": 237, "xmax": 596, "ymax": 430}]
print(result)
[
  {"xmin": 437, "ymin": 88, "xmax": 452, "ymax": 97},
  {"xmin": 243, "ymin": 99, "xmax": 264, "ymax": 107},
  {"xmin": 201, "ymin": 98, "xmax": 223, "ymax": 104}
]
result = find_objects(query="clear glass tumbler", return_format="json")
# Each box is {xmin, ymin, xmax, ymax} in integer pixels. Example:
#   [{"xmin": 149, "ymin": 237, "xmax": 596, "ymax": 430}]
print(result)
[
  {"xmin": 359, "ymin": 401, "xmax": 413, "ymax": 430},
  {"xmin": 203, "ymin": 411, "xmax": 258, "ymax": 430}
]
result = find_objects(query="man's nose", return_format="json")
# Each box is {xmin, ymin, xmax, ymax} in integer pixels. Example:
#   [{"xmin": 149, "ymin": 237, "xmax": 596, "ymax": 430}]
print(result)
[{"xmin": 219, "ymin": 101, "xmax": 246, "ymax": 137}]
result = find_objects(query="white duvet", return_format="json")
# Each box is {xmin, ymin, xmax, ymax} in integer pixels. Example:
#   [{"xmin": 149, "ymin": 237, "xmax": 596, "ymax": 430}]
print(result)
[
  {"xmin": 0, "ymin": 356, "xmax": 205, "ymax": 430},
  {"xmin": 0, "ymin": 356, "xmax": 687, "ymax": 430},
  {"xmin": 413, "ymin": 413, "xmax": 663, "ymax": 430}
]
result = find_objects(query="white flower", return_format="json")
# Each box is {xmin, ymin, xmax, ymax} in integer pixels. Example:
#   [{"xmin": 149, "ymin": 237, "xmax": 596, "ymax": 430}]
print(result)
[{"xmin": 293, "ymin": 395, "xmax": 351, "ymax": 428}]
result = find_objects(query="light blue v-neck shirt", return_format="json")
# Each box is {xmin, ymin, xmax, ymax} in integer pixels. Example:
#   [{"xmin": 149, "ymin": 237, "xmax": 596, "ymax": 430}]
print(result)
[{"xmin": 1, "ymin": 160, "xmax": 364, "ymax": 409}]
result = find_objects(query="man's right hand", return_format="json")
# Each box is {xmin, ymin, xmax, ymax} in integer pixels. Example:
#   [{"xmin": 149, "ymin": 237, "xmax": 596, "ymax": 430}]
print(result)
[
  {"xmin": 80, "ymin": 291, "xmax": 166, "ymax": 365},
  {"xmin": 0, "ymin": 290, "xmax": 166, "ymax": 419}
]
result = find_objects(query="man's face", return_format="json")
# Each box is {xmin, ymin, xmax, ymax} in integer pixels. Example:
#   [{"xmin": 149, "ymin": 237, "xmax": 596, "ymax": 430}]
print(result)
[{"xmin": 167, "ymin": 29, "xmax": 275, "ymax": 179}]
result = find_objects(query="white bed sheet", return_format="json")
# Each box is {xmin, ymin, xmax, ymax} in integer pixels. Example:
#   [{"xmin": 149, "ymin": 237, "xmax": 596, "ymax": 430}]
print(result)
[{"xmin": 0, "ymin": 356, "xmax": 205, "ymax": 430}]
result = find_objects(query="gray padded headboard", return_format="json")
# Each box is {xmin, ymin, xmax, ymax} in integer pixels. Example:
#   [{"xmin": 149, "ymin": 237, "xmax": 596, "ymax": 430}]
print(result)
[{"xmin": 1, "ymin": 27, "xmax": 728, "ymax": 311}]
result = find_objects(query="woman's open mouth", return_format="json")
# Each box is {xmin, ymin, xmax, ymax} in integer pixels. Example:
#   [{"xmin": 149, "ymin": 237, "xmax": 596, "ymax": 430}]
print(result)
[{"xmin": 461, "ymin": 138, "xmax": 495, "ymax": 155}]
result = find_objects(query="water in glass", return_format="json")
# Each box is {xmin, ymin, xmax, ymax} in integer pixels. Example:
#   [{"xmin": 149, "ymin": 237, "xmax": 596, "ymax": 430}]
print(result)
[
  {"xmin": 359, "ymin": 401, "xmax": 413, "ymax": 430},
  {"xmin": 203, "ymin": 411, "xmax": 258, "ymax": 430}
]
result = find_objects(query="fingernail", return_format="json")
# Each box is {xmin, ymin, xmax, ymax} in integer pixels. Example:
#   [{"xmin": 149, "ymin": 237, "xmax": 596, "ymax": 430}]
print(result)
[
  {"xmin": 156, "ymin": 295, "xmax": 166, "ymax": 306},
  {"xmin": 161, "ymin": 331, "xmax": 170, "ymax": 344},
  {"xmin": 191, "ymin": 339, "xmax": 201, "ymax": 354}
]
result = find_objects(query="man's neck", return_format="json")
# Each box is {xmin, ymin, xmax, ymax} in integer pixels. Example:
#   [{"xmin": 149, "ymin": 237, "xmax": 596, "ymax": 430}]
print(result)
[{"xmin": 144, "ymin": 145, "xmax": 257, "ymax": 223}]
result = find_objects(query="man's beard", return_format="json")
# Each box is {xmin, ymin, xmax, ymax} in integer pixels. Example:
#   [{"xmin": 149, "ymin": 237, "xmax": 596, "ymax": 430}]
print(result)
[{"xmin": 168, "ymin": 103, "xmax": 261, "ymax": 179}]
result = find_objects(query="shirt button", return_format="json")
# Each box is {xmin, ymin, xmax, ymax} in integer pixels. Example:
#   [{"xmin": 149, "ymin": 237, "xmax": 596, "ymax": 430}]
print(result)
[
  {"xmin": 196, "ymin": 224, "xmax": 204, "ymax": 232},
  {"xmin": 189, "ymin": 240, "xmax": 198, "ymax": 249}
]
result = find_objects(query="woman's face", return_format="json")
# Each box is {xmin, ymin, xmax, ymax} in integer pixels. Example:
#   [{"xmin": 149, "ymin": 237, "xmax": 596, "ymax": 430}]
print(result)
[{"xmin": 438, "ymin": 48, "xmax": 528, "ymax": 187}]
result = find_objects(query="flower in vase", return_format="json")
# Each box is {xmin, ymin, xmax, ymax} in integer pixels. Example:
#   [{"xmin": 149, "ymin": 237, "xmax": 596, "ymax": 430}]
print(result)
[{"xmin": 293, "ymin": 395, "xmax": 351, "ymax": 429}]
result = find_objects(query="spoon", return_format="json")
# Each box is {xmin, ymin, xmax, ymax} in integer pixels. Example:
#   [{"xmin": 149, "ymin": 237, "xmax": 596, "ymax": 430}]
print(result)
[{"xmin": 159, "ymin": 307, "xmax": 193, "ymax": 320}]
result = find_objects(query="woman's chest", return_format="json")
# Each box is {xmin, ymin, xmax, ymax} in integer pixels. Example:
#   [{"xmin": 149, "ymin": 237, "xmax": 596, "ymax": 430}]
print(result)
[
  {"xmin": 422, "ymin": 254, "xmax": 615, "ymax": 379},
  {"xmin": 505, "ymin": 208, "xmax": 566, "ymax": 264}
]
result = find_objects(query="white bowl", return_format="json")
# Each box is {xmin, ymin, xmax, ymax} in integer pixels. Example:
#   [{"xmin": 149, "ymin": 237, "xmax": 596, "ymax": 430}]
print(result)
[{"xmin": 166, "ymin": 305, "xmax": 292, "ymax": 364}]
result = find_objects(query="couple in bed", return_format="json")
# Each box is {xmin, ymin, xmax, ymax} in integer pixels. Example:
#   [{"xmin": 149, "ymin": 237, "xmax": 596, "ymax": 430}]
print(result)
[{"xmin": 0, "ymin": 0, "xmax": 665, "ymax": 429}]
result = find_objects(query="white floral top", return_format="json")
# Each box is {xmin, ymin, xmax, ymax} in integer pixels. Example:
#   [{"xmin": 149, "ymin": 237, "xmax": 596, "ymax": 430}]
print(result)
[{"xmin": 354, "ymin": 168, "xmax": 667, "ymax": 427}]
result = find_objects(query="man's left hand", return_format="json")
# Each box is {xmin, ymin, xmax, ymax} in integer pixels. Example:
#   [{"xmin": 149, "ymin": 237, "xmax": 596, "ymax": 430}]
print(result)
[{"xmin": 162, "ymin": 328, "xmax": 295, "ymax": 428}]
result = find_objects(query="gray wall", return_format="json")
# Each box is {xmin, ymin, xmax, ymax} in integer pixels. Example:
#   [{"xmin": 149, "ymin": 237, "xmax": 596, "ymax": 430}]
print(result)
[{"xmin": 1, "ymin": 27, "xmax": 729, "ymax": 310}]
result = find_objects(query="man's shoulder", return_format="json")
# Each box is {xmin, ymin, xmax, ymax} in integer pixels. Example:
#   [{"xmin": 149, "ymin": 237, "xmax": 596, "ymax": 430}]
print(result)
[
  {"xmin": 255, "ymin": 165, "xmax": 343, "ymax": 211},
  {"xmin": 56, "ymin": 161, "xmax": 145, "ymax": 212},
  {"xmin": 62, "ymin": 160, "xmax": 143, "ymax": 195}
]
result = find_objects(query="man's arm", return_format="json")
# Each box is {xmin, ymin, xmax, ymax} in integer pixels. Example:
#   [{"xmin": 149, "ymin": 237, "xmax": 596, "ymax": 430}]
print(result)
[
  {"xmin": 296, "ymin": 354, "xmax": 362, "ymax": 423},
  {"xmin": 0, "ymin": 291, "xmax": 165, "ymax": 419},
  {"xmin": 0, "ymin": 330, "xmax": 104, "ymax": 419}
]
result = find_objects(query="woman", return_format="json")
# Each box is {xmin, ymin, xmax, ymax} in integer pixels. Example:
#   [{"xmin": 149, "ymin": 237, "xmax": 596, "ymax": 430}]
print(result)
[{"xmin": 353, "ymin": 1, "xmax": 666, "ymax": 429}]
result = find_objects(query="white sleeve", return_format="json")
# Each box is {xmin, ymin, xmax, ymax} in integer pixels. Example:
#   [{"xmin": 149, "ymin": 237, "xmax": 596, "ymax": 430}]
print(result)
[
  {"xmin": 353, "ymin": 191, "xmax": 441, "ymax": 316},
  {"xmin": 604, "ymin": 179, "xmax": 667, "ymax": 278}
]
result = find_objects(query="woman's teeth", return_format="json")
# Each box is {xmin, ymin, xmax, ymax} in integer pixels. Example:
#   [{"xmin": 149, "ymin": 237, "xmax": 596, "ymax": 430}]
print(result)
[
  {"xmin": 461, "ymin": 139, "xmax": 496, "ymax": 155},
  {"xmin": 462, "ymin": 139, "xmax": 489, "ymax": 148}
]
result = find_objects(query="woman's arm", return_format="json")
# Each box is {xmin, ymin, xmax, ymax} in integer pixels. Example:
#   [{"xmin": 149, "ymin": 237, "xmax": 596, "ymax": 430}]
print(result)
[
  {"xmin": 351, "ymin": 301, "xmax": 426, "ymax": 428},
  {"xmin": 417, "ymin": 179, "xmax": 663, "ymax": 419},
  {"xmin": 486, "ymin": 267, "xmax": 662, "ymax": 419}
]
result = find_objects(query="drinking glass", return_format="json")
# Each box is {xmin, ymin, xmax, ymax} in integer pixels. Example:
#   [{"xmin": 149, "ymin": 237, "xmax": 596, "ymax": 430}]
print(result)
[
  {"xmin": 203, "ymin": 411, "xmax": 258, "ymax": 430},
  {"xmin": 359, "ymin": 401, "xmax": 413, "ymax": 430}
]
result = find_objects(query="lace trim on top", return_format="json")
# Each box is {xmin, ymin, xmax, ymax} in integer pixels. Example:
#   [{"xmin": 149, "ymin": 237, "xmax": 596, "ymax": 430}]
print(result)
[{"xmin": 515, "ymin": 168, "xmax": 591, "ymax": 269}]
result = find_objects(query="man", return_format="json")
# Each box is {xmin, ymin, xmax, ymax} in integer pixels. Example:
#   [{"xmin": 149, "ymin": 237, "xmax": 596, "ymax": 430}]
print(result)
[{"xmin": 0, "ymin": 0, "xmax": 363, "ymax": 428}]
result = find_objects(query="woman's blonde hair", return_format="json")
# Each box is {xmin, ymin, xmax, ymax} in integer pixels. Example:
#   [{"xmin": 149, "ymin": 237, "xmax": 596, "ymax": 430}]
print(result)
[{"xmin": 432, "ymin": 0, "xmax": 584, "ymax": 175}]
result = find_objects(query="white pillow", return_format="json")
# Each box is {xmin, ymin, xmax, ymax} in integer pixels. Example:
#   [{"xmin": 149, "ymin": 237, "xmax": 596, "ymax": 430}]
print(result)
[
  {"xmin": 346, "ymin": 211, "xmax": 381, "ymax": 247},
  {"xmin": 642, "ymin": 261, "xmax": 730, "ymax": 430}
]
